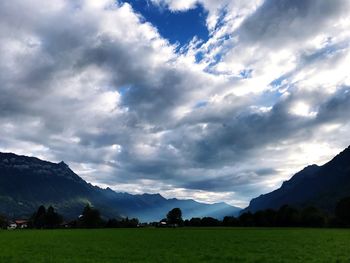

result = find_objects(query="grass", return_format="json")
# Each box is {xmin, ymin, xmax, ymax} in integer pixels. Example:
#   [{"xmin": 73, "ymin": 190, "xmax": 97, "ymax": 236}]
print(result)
[{"xmin": 0, "ymin": 228, "xmax": 350, "ymax": 262}]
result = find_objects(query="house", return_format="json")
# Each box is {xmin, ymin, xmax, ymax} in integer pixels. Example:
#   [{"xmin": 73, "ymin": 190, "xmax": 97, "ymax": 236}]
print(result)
[
  {"xmin": 158, "ymin": 221, "xmax": 167, "ymax": 227},
  {"xmin": 14, "ymin": 220, "xmax": 28, "ymax": 229},
  {"xmin": 7, "ymin": 223, "xmax": 17, "ymax": 230}
]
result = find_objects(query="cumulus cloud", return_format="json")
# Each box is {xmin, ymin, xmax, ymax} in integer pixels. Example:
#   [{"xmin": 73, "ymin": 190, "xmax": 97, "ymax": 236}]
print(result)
[{"xmin": 1, "ymin": 0, "xmax": 350, "ymax": 207}]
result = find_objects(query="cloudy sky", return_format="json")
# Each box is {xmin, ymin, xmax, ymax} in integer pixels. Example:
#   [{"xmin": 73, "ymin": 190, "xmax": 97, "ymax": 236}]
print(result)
[{"xmin": 1, "ymin": 0, "xmax": 350, "ymax": 207}]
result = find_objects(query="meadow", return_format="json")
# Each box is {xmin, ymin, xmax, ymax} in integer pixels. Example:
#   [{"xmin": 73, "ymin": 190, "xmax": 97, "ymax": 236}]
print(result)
[{"xmin": 0, "ymin": 228, "xmax": 350, "ymax": 262}]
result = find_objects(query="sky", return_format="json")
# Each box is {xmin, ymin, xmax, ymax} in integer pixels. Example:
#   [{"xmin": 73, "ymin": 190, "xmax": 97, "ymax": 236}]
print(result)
[{"xmin": 0, "ymin": 0, "xmax": 350, "ymax": 208}]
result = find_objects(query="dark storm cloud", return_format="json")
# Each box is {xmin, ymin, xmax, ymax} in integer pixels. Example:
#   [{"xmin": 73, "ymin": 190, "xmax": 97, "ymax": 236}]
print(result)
[
  {"xmin": 181, "ymin": 168, "xmax": 278, "ymax": 192},
  {"xmin": 175, "ymin": 97, "xmax": 310, "ymax": 166},
  {"xmin": 316, "ymin": 88, "xmax": 350, "ymax": 122}
]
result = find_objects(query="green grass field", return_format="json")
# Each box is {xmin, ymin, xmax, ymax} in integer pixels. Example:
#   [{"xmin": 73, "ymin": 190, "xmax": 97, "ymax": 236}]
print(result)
[{"xmin": 1, "ymin": 228, "xmax": 350, "ymax": 262}]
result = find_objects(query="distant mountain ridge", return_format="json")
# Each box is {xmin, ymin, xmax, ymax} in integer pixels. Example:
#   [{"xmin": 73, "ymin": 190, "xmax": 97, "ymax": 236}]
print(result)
[
  {"xmin": 244, "ymin": 145, "xmax": 350, "ymax": 213},
  {"xmin": 0, "ymin": 152, "xmax": 241, "ymax": 221}
]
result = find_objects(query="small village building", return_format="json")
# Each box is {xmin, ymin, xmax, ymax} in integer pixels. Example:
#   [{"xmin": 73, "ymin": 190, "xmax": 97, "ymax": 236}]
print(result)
[
  {"xmin": 8, "ymin": 223, "xmax": 17, "ymax": 230},
  {"xmin": 159, "ymin": 221, "xmax": 167, "ymax": 227},
  {"xmin": 14, "ymin": 220, "xmax": 28, "ymax": 229}
]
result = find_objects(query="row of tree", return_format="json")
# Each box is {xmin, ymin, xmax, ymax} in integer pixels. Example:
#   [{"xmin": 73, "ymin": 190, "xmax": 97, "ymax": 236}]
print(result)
[
  {"xmin": 2, "ymin": 196, "xmax": 350, "ymax": 229},
  {"xmin": 230, "ymin": 197, "xmax": 350, "ymax": 228},
  {"xmin": 0, "ymin": 205, "xmax": 139, "ymax": 229},
  {"xmin": 75, "ymin": 205, "xmax": 139, "ymax": 228},
  {"xmin": 161, "ymin": 206, "xmax": 329, "ymax": 227},
  {"xmin": 167, "ymin": 197, "xmax": 350, "ymax": 228},
  {"xmin": 160, "ymin": 197, "xmax": 350, "ymax": 228}
]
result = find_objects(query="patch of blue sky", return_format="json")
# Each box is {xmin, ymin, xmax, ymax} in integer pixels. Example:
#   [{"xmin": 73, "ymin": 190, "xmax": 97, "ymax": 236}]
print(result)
[
  {"xmin": 118, "ymin": 85, "xmax": 133, "ymax": 96},
  {"xmin": 239, "ymin": 69, "xmax": 253, "ymax": 79},
  {"xmin": 256, "ymin": 90, "xmax": 285, "ymax": 109},
  {"xmin": 195, "ymin": 52, "xmax": 205, "ymax": 63},
  {"xmin": 194, "ymin": 101, "xmax": 208, "ymax": 109},
  {"xmin": 270, "ymin": 76, "xmax": 287, "ymax": 89},
  {"xmin": 208, "ymin": 53, "xmax": 223, "ymax": 67},
  {"xmin": 268, "ymin": 70, "xmax": 297, "ymax": 93},
  {"xmin": 121, "ymin": 0, "xmax": 209, "ymax": 46}
]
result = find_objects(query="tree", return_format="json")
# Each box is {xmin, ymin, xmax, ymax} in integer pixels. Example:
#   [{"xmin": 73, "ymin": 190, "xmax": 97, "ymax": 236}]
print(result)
[
  {"xmin": 335, "ymin": 197, "xmax": 350, "ymax": 226},
  {"xmin": 276, "ymin": 205, "xmax": 300, "ymax": 227},
  {"xmin": 239, "ymin": 212, "xmax": 255, "ymax": 227},
  {"xmin": 80, "ymin": 204, "xmax": 103, "ymax": 228},
  {"xmin": 124, "ymin": 217, "xmax": 139, "ymax": 228},
  {"xmin": 30, "ymin": 205, "xmax": 63, "ymax": 229},
  {"xmin": 223, "ymin": 216, "xmax": 239, "ymax": 227},
  {"xmin": 32, "ymin": 205, "xmax": 47, "ymax": 228},
  {"xmin": 0, "ymin": 214, "xmax": 8, "ymax": 229},
  {"xmin": 300, "ymin": 206, "xmax": 326, "ymax": 227},
  {"xmin": 201, "ymin": 217, "xmax": 220, "ymax": 227},
  {"xmin": 184, "ymin": 219, "xmax": 191, "ymax": 226},
  {"xmin": 106, "ymin": 218, "xmax": 121, "ymax": 228},
  {"xmin": 254, "ymin": 209, "xmax": 277, "ymax": 227},
  {"xmin": 166, "ymin": 208, "xmax": 183, "ymax": 226},
  {"xmin": 105, "ymin": 217, "xmax": 139, "ymax": 228},
  {"xmin": 189, "ymin": 217, "xmax": 202, "ymax": 227},
  {"xmin": 46, "ymin": 206, "xmax": 63, "ymax": 228}
]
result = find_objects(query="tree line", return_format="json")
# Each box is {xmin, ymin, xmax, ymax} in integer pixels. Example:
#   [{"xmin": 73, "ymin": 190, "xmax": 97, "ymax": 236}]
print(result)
[
  {"xmin": 0, "ymin": 204, "xmax": 139, "ymax": 229},
  {"xmin": 183, "ymin": 197, "xmax": 350, "ymax": 228},
  {"xmin": 1, "ymin": 196, "xmax": 350, "ymax": 229}
]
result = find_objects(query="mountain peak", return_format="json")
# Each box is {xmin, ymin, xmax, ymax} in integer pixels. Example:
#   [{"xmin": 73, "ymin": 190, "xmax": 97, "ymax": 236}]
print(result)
[
  {"xmin": 244, "ymin": 145, "xmax": 350, "ymax": 213},
  {"xmin": 58, "ymin": 161, "xmax": 69, "ymax": 168},
  {"xmin": 0, "ymin": 151, "xmax": 242, "ymax": 221},
  {"xmin": 327, "ymin": 145, "xmax": 350, "ymax": 166}
]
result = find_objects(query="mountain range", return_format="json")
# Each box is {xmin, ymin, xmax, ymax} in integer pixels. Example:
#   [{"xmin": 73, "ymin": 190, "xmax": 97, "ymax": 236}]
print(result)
[
  {"xmin": 2, "ymin": 145, "xmax": 349, "ymax": 221},
  {"xmin": 0, "ymin": 152, "xmax": 241, "ymax": 221},
  {"xmin": 244, "ymin": 145, "xmax": 350, "ymax": 213}
]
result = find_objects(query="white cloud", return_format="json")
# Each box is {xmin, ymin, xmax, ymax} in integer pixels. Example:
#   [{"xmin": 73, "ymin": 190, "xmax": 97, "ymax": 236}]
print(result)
[{"xmin": 289, "ymin": 101, "xmax": 317, "ymax": 117}]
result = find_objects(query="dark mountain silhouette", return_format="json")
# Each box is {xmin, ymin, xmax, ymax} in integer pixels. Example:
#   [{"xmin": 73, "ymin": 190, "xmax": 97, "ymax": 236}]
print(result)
[
  {"xmin": 116, "ymin": 194, "xmax": 241, "ymax": 222},
  {"xmin": 0, "ymin": 152, "xmax": 241, "ymax": 221},
  {"xmin": 244, "ymin": 145, "xmax": 350, "ymax": 213}
]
